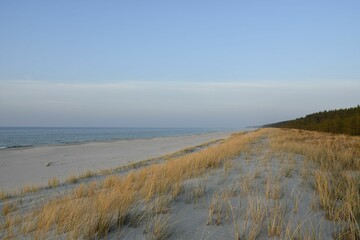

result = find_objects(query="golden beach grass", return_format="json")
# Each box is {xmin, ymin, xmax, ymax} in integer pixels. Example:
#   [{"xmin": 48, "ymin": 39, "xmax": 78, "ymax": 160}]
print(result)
[
  {"xmin": 7, "ymin": 130, "xmax": 263, "ymax": 239},
  {"xmin": 2, "ymin": 128, "xmax": 360, "ymax": 239},
  {"xmin": 269, "ymin": 128, "xmax": 360, "ymax": 238}
]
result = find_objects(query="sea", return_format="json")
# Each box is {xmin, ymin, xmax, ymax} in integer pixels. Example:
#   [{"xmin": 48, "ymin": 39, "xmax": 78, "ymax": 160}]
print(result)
[{"xmin": 0, "ymin": 127, "xmax": 230, "ymax": 149}]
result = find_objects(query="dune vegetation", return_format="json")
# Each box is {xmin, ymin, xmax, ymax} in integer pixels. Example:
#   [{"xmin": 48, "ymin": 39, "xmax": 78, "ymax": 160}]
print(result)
[
  {"xmin": 269, "ymin": 128, "xmax": 360, "ymax": 239},
  {"xmin": 0, "ymin": 128, "xmax": 359, "ymax": 239}
]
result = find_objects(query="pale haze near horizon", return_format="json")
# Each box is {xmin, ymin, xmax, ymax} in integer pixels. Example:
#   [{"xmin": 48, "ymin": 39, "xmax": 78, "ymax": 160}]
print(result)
[
  {"xmin": 0, "ymin": 1, "xmax": 359, "ymax": 128},
  {"xmin": 1, "ymin": 81, "xmax": 359, "ymax": 128}
]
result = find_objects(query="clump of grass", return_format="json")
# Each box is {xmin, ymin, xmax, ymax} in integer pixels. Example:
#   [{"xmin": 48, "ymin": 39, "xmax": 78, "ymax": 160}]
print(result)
[
  {"xmin": 260, "ymin": 154, "xmax": 271, "ymax": 166},
  {"xmin": 65, "ymin": 175, "xmax": 78, "ymax": 184},
  {"xmin": 0, "ymin": 191, "xmax": 12, "ymax": 200},
  {"xmin": 222, "ymin": 183, "xmax": 239, "ymax": 198},
  {"xmin": 337, "ymin": 219, "xmax": 360, "ymax": 240},
  {"xmin": 170, "ymin": 182, "xmax": 184, "ymax": 200},
  {"xmin": 300, "ymin": 158, "xmax": 314, "ymax": 183},
  {"xmin": 227, "ymin": 199, "xmax": 241, "ymax": 240},
  {"xmin": 192, "ymin": 181, "xmax": 206, "ymax": 205},
  {"xmin": 265, "ymin": 175, "xmax": 283, "ymax": 200},
  {"xmin": 1, "ymin": 216, "xmax": 15, "ymax": 239},
  {"xmin": 79, "ymin": 170, "xmax": 95, "ymax": 179},
  {"xmin": 267, "ymin": 201, "xmax": 286, "ymax": 237},
  {"xmin": 335, "ymin": 173, "xmax": 360, "ymax": 239},
  {"xmin": 144, "ymin": 214, "xmax": 172, "ymax": 240},
  {"xmin": 280, "ymin": 164, "xmax": 294, "ymax": 178},
  {"xmin": 223, "ymin": 160, "xmax": 234, "ymax": 174},
  {"xmin": 207, "ymin": 192, "xmax": 230, "ymax": 225},
  {"xmin": 99, "ymin": 168, "xmax": 113, "ymax": 175},
  {"xmin": 150, "ymin": 195, "xmax": 172, "ymax": 215},
  {"xmin": 283, "ymin": 217, "xmax": 324, "ymax": 240},
  {"xmin": 283, "ymin": 218, "xmax": 301, "ymax": 240},
  {"xmin": 246, "ymin": 194, "xmax": 266, "ymax": 224},
  {"xmin": 340, "ymin": 172, "xmax": 360, "ymax": 220},
  {"xmin": 313, "ymin": 171, "xmax": 333, "ymax": 212},
  {"xmin": 101, "ymin": 175, "xmax": 122, "ymax": 188},
  {"xmin": 73, "ymin": 183, "xmax": 97, "ymax": 198},
  {"xmin": 246, "ymin": 222, "xmax": 261, "ymax": 240},
  {"xmin": 21, "ymin": 185, "xmax": 40, "ymax": 194},
  {"xmin": 47, "ymin": 178, "xmax": 59, "ymax": 188},
  {"xmin": 2, "ymin": 202, "xmax": 17, "ymax": 216},
  {"xmin": 240, "ymin": 173, "xmax": 255, "ymax": 196},
  {"xmin": 35, "ymin": 181, "xmax": 135, "ymax": 239}
]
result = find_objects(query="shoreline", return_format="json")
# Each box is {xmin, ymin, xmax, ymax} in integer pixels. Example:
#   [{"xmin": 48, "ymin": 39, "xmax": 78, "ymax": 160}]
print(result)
[
  {"xmin": 0, "ymin": 129, "xmax": 236, "ymax": 150},
  {"xmin": 0, "ymin": 131, "xmax": 234, "ymax": 191}
]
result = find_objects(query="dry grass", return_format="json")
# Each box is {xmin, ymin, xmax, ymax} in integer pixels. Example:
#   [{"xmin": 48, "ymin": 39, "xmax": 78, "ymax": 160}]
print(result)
[
  {"xmin": 64, "ymin": 175, "xmax": 78, "ymax": 184},
  {"xmin": 21, "ymin": 185, "xmax": 40, "ymax": 194},
  {"xmin": 227, "ymin": 199, "xmax": 241, "ymax": 240},
  {"xmin": 265, "ymin": 173, "xmax": 283, "ymax": 200},
  {"xmin": 1, "ymin": 216, "xmax": 14, "ymax": 239},
  {"xmin": 0, "ymin": 191, "xmax": 11, "ymax": 200},
  {"xmin": 6, "ymin": 128, "xmax": 358, "ymax": 238},
  {"xmin": 47, "ymin": 178, "xmax": 59, "ymax": 188},
  {"xmin": 280, "ymin": 163, "xmax": 295, "ymax": 178},
  {"xmin": 282, "ymin": 217, "xmax": 324, "ymax": 240},
  {"xmin": 4, "ymin": 130, "xmax": 263, "ymax": 238},
  {"xmin": 0, "ymin": 186, "xmax": 38, "ymax": 201},
  {"xmin": 79, "ymin": 170, "xmax": 95, "ymax": 179},
  {"xmin": 246, "ymin": 194, "xmax": 266, "ymax": 224},
  {"xmin": 73, "ymin": 183, "xmax": 96, "ymax": 198},
  {"xmin": 269, "ymin": 128, "xmax": 360, "ymax": 238},
  {"xmin": 223, "ymin": 159, "xmax": 234, "ymax": 174},
  {"xmin": 269, "ymin": 128, "xmax": 360, "ymax": 172},
  {"xmin": 207, "ymin": 192, "xmax": 230, "ymax": 225},
  {"xmin": 247, "ymin": 223, "xmax": 261, "ymax": 240},
  {"xmin": 0, "ymin": 138, "xmax": 224, "ymax": 203},
  {"xmin": 313, "ymin": 170, "xmax": 338, "ymax": 219},
  {"xmin": 144, "ymin": 214, "xmax": 172, "ymax": 240},
  {"xmin": 240, "ymin": 173, "xmax": 255, "ymax": 196},
  {"xmin": 192, "ymin": 181, "xmax": 207, "ymax": 205},
  {"xmin": 1, "ymin": 202, "xmax": 17, "ymax": 216},
  {"xmin": 150, "ymin": 195, "xmax": 172, "ymax": 215},
  {"xmin": 222, "ymin": 183, "xmax": 239, "ymax": 198},
  {"xmin": 267, "ymin": 200, "xmax": 286, "ymax": 237}
]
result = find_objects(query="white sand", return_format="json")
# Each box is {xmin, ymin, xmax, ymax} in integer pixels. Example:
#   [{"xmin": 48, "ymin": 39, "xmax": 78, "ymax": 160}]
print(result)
[
  {"xmin": 117, "ymin": 136, "xmax": 337, "ymax": 240},
  {"xmin": 0, "ymin": 130, "xmax": 342, "ymax": 239},
  {"xmin": 0, "ymin": 132, "xmax": 231, "ymax": 191}
]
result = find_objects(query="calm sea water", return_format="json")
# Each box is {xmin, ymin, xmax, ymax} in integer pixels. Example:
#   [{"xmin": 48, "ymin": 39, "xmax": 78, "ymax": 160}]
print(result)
[{"xmin": 0, "ymin": 127, "xmax": 226, "ymax": 149}]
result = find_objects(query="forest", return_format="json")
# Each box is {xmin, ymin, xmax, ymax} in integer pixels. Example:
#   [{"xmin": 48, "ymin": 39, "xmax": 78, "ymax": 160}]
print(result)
[{"xmin": 265, "ymin": 105, "xmax": 360, "ymax": 136}]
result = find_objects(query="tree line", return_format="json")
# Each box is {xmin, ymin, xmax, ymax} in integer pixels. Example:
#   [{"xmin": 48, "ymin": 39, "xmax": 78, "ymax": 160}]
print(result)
[{"xmin": 264, "ymin": 105, "xmax": 360, "ymax": 136}]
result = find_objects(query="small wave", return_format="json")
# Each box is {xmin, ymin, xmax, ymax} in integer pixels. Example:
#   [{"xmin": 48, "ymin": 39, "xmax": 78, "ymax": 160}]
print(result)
[{"xmin": 6, "ymin": 145, "xmax": 33, "ymax": 149}]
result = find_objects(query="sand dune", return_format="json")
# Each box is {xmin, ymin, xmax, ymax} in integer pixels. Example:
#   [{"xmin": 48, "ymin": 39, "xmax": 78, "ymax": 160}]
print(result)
[{"xmin": 1, "ymin": 129, "xmax": 359, "ymax": 239}]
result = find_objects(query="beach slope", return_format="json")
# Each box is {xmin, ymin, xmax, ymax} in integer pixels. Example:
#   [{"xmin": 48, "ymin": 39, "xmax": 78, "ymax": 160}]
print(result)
[{"xmin": 0, "ymin": 132, "xmax": 231, "ymax": 191}]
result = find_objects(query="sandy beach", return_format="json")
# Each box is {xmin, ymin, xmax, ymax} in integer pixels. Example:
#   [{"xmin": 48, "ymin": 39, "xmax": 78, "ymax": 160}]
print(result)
[
  {"xmin": 0, "ymin": 132, "xmax": 231, "ymax": 191},
  {"xmin": 1, "ymin": 129, "xmax": 359, "ymax": 239}
]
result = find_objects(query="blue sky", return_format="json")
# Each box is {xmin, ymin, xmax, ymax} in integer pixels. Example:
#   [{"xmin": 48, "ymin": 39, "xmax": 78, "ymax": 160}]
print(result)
[{"xmin": 0, "ymin": 1, "xmax": 359, "ymax": 127}]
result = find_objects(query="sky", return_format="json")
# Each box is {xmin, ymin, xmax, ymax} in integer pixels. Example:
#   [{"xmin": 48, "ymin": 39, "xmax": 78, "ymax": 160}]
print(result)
[{"xmin": 0, "ymin": 1, "xmax": 359, "ymax": 128}]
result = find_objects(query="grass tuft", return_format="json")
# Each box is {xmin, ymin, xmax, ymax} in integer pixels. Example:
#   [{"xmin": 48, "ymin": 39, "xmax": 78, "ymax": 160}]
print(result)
[
  {"xmin": 2, "ymin": 202, "xmax": 17, "ymax": 216},
  {"xmin": 47, "ymin": 178, "xmax": 59, "ymax": 188},
  {"xmin": 64, "ymin": 175, "xmax": 77, "ymax": 184}
]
